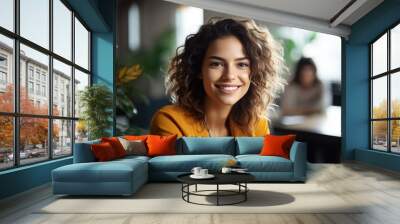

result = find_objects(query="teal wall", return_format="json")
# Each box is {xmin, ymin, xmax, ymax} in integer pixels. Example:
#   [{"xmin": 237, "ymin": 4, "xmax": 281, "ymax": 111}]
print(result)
[
  {"xmin": 0, "ymin": 158, "xmax": 72, "ymax": 199},
  {"xmin": 0, "ymin": 0, "xmax": 116, "ymax": 200},
  {"xmin": 343, "ymin": 0, "xmax": 400, "ymax": 171}
]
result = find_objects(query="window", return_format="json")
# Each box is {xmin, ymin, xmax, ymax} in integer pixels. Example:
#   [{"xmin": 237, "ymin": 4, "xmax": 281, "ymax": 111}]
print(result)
[
  {"xmin": 20, "ymin": 0, "xmax": 49, "ymax": 49},
  {"xmin": 74, "ymin": 17, "xmax": 89, "ymax": 70},
  {"xmin": 0, "ymin": 54, "xmax": 7, "ymax": 87},
  {"xmin": 0, "ymin": 71, "xmax": 6, "ymax": 85},
  {"xmin": 0, "ymin": 0, "xmax": 13, "ymax": 32},
  {"xmin": 35, "ymin": 70, "xmax": 40, "ymax": 81},
  {"xmin": 175, "ymin": 6, "xmax": 203, "ymax": 47},
  {"xmin": 28, "ymin": 81, "xmax": 34, "ymax": 94},
  {"xmin": 28, "ymin": 67, "xmax": 34, "ymax": 80},
  {"xmin": 36, "ymin": 83, "xmax": 40, "ymax": 95},
  {"xmin": 0, "ymin": 0, "xmax": 91, "ymax": 170},
  {"xmin": 370, "ymin": 23, "xmax": 400, "ymax": 154},
  {"xmin": 53, "ymin": 59, "xmax": 72, "ymax": 117},
  {"xmin": 42, "ymin": 85, "xmax": 46, "ymax": 97},
  {"xmin": 0, "ymin": 34, "xmax": 13, "ymax": 113},
  {"xmin": 0, "ymin": 55, "xmax": 7, "ymax": 67}
]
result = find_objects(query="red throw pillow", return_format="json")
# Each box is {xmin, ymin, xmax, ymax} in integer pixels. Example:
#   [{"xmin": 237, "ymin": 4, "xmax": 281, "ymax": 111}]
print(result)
[
  {"xmin": 91, "ymin": 142, "xmax": 118, "ymax": 161},
  {"xmin": 259, "ymin": 134, "xmax": 296, "ymax": 159},
  {"xmin": 146, "ymin": 135, "xmax": 177, "ymax": 157},
  {"xmin": 101, "ymin": 137, "xmax": 127, "ymax": 158}
]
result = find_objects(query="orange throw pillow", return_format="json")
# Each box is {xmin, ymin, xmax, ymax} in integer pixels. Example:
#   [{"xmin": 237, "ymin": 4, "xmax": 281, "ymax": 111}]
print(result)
[
  {"xmin": 260, "ymin": 134, "xmax": 296, "ymax": 159},
  {"xmin": 91, "ymin": 142, "xmax": 118, "ymax": 161},
  {"xmin": 146, "ymin": 135, "xmax": 177, "ymax": 157},
  {"xmin": 101, "ymin": 137, "xmax": 127, "ymax": 158}
]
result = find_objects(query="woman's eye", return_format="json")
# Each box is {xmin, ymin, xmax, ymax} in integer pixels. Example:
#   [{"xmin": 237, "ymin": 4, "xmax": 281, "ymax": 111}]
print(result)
[
  {"xmin": 210, "ymin": 62, "xmax": 223, "ymax": 67},
  {"xmin": 238, "ymin": 62, "xmax": 249, "ymax": 68}
]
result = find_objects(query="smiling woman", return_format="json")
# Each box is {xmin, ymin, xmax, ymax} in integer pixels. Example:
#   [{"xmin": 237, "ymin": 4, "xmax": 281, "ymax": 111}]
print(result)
[{"xmin": 150, "ymin": 18, "xmax": 286, "ymax": 137}]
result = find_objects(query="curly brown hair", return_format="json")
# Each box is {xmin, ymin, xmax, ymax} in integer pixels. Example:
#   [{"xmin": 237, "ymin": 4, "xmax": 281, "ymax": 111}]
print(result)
[{"xmin": 165, "ymin": 18, "xmax": 286, "ymax": 133}]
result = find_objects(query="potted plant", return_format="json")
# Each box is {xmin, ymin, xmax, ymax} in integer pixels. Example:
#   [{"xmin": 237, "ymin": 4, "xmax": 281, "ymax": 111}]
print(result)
[{"xmin": 79, "ymin": 84, "xmax": 113, "ymax": 140}]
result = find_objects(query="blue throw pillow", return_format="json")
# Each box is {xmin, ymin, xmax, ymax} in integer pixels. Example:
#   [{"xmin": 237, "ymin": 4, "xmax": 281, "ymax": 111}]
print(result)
[
  {"xmin": 180, "ymin": 137, "xmax": 235, "ymax": 155},
  {"xmin": 235, "ymin": 137, "xmax": 264, "ymax": 155}
]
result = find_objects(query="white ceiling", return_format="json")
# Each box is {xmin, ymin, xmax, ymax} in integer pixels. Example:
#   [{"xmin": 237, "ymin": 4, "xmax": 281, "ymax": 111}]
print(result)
[
  {"xmin": 163, "ymin": 0, "xmax": 384, "ymax": 38},
  {"xmin": 224, "ymin": 0, "xmax": 352, "ymax": 22}
]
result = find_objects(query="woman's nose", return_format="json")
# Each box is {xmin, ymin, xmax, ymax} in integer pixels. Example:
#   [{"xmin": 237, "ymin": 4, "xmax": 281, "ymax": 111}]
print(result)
[{"xmin": 222, "ymin": 64, "xmax": 236, "ymax": 80}]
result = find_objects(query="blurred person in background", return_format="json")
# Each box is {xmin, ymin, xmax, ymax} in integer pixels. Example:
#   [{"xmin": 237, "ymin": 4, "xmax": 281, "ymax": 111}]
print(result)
[{"xmin": 280, "ymin": 57, "xmax": 326, "ymax": 116}]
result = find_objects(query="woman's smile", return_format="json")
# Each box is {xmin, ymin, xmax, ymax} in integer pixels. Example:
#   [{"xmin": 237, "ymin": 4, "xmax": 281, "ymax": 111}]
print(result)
[{"xmin": 214, "ymin": 83, "xmax": 243, "ymax": 94}]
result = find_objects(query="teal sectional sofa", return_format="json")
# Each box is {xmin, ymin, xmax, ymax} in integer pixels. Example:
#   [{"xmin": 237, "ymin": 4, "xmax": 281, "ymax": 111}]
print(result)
[{"xmin": 52, "ymin": 137, "xmax": 307, "ymax": 196}]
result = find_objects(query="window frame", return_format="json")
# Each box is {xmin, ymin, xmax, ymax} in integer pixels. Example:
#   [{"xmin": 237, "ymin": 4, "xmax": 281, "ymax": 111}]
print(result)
[
  {"xmin": 0, "ymin": 0, "xmax": 92, "ymax": 171},
  {"xmin": 369, "ymin": 20, "xmax": 400, "ymax": 154}
]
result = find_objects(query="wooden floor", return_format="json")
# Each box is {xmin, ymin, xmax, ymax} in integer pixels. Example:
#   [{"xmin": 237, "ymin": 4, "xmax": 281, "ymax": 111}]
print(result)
[{"xmin": 1, "ymin": 162, "xmax": 400, "ymax": 224}]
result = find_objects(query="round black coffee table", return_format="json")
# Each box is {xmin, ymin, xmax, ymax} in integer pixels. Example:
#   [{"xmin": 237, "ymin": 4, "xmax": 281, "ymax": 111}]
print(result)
[{"xmin": 177, "ymin": 173, "xmax": 255, "ymax": 206}]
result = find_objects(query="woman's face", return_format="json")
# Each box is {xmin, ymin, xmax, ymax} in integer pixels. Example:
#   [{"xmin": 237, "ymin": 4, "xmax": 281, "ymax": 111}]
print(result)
[
  {"xmin": 299, "ymin": 65, "xmax": 316, "ymax": 88},
  {"xmin": 201, "ymin": 35, "xmax": 251, "ymax": 107}
]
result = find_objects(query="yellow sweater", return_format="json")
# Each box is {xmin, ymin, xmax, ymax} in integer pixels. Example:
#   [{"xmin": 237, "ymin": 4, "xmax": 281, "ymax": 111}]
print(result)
[{"xmin": 149, "ymin": 105, "xmax": 270, "ymax": 137}]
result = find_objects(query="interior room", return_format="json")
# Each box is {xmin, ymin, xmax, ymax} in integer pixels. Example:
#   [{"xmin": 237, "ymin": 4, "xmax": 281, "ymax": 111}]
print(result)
[{"xmin": 0, "ymin": 0, "xmax": 400, "ymax": 223}]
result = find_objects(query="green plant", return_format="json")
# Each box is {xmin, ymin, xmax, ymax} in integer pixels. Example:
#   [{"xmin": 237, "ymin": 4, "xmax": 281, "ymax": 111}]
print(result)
[{"xmin": 79, "ymin": 84, "xmax": 113, "ymax": 140}]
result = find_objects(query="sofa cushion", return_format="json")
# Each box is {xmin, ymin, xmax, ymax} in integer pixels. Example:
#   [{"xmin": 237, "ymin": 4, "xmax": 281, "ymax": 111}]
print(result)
[
  {"xmin": 148, "ymin": 154, "xmax": 235, "ymax": 172},
  {"xmin": 73, "ymin": 139, "xmax": 100, "ymax": 163},
  {"xmin": 235, "ymin": 137, "xmax": 263, "ymax": 155},
  {"xmin": 101, "ymin": 137, "xmax": 127, "ymax": 158},
  {"xmin": 147, "ymin": 135, "xmax": 177, "ymax": 157},
  {"xmin": 52, "ymin": 158, "xmax": 147, "ymax": 183},
  {"xmin": 259, "ymin": 134, "xmax": 296, "ymax": 159},
  {"xmin": 118, "ymin": 137, "xmax": 147, "ymax": 156},
  {"xmin": 180, "ymin": 137, "xmax": 235, "ymax": 155},
  {"xmin": 91, "ymin": 142, "xmax": 118, "ymax": 161},
  {"xmin": 236, "ymin": 155, "xmax": 293, "ymax": 172}
]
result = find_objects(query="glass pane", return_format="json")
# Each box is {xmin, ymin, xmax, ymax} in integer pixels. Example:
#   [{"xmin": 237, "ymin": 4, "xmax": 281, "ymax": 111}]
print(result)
[
  {"xmin": 74, "ymin": 69, "xmax": 89, "ymax": 117},
  {"xmin": 391, "ymin": 72, "xmax": 400, "ymax": 118},
  {"xmin": 0, "ymin": 116, "xmax": 14, "ymax": 170},
  {"xmin": 53, "ymin": 119, "xmax": 72, "ymax": 158},
  {"xmin": 53, "ymin": 0, "xmax": 72, "ymax": 60},
  {"xmin": 0, "ymin": 34, "xmax": 14, "ymax": 112},
  {"xmin": 392, "ymin": 24, "xmax": 400, "ymax": 70},
  {"xmin": 391, "ymin": 120, "xmax": 400, "ymax": 153},
  {"xmin": 372, "ymin": 33, "xmax": 387, "ymax": 76},
  {"xmin": 372, "ymin": 121, "xmax": 388, "ymax": 151},
  {"xmin": 74, "ymin": 17, "xmax": 89, "ymax": 70},
  {"xmin": 20, "ymin": 117, "xmax": 49, "ymax": 165},
  {"xmin": 0, "ymin": 0, "xmax": 14, "ymax": 31},
  {"xmin": 20, "ymin": 44, "xmax": 49, "ymax": 115},
  {"xmin": 372, "ymin": 77, "xmax": 387, "ymax": 119},
  {"xmin": 75, "ymin": 120, "xmax": 88, "ymax": 143},
  {"xmin": 53, "ymin": 59, "xmax": 72, "ymax": 117},
  {"xmin": 20, "ymin": 0, "xmax": 49, "ymax": 49}
]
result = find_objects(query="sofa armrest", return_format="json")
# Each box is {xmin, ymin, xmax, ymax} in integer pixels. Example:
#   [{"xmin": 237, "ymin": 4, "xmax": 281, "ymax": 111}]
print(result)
[
  {"xmin": 289, "ymin": 141, "xmax": 307, "ymax": 181},
  {"xmin": 73, "ymin": 140, "xmax": 100, "ymax": 163}
]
